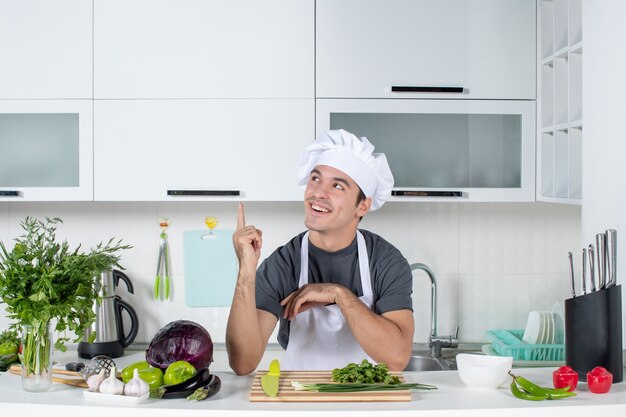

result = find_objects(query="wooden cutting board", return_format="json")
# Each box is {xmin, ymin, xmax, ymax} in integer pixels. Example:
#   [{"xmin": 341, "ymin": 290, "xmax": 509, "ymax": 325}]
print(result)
[{"xmin": 250, "ymin": 370, "xmax": 411, "ymax": 402}]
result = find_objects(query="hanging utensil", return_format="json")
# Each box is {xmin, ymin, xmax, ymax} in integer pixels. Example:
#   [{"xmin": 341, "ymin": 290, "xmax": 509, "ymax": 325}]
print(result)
[
  {"xmin": 588, "ymin": 244, "xmax": 597, "ymax": 292},
  {"xmin": 606, "ymin": 229, "xmax": 617, "ymax": 288},
  {"xmin": 596, "ymin": 233, "xmax": 607, "ymax": 289},
  {"xmin": 568, "ymin": 251, "xmax": 576, "ymax": 298},
  {"xmin": 155, "ymin": 218, "xmax": 171, "ymax": 300}
]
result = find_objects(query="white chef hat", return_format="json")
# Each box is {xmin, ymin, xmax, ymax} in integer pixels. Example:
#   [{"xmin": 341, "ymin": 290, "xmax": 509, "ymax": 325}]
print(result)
[{"xmin": 297, "ymin": 129, "xmax": 394, "ymax": 211}]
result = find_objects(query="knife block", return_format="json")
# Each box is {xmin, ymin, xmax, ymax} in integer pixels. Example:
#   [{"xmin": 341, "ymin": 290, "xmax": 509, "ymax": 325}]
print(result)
[{"xmin": 564, "ymin": 285, "xmax": 623, "ymax": 382}]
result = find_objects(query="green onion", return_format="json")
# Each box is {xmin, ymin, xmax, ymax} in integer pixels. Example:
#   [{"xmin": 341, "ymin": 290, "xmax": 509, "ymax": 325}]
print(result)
[{"xmin": 291, "ymin": 381, "xmax": 437, "ymax": 392}]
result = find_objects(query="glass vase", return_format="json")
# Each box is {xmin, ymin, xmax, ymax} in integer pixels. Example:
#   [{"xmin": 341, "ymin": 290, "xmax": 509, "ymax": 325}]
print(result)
[{"xmin": 20, "ymin": 321, "xmax": 53, "ymax": 392}]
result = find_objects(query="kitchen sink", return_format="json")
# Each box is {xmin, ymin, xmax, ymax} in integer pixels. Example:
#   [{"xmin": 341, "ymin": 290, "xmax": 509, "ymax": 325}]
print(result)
[
  {"xmin": 404, "ymin": 355, "xmax": 451, "ymax": 371},
  {"xmin": 404, "ymin": 353, "xmax": 459, "ymax": 371},
  {"xmin": 403, "ymin": 349, "xmax": 483, "ymax": 372}
]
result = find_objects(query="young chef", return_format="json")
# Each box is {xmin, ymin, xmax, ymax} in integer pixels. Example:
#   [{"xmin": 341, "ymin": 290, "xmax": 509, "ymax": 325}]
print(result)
[{"xmin": 226, "ymin": 129, "xmax": 414, "ymax": 375}]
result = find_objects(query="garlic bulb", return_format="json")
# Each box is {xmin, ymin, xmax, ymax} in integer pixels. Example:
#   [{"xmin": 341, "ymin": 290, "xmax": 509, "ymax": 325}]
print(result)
[
  {"xmin": 87, "ymin": 368, "xmax": 106, "ymax": 392},
  {"xmin": 98, "ymin": 366, "xmax": 125, "ymax": 395},
  {"xmin": 124, "ymin": 368, "xmax": 150, "ymax": 397}
]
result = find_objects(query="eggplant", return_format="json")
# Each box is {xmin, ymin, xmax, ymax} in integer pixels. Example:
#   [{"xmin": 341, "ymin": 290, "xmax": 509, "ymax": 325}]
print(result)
[
  {"xmin": 186, "ymin": 375, "xmax": 222, "ymax": 401},
  {"xmin": 152, "ymin": 367, "xmax": 212, "ymax": 399}
]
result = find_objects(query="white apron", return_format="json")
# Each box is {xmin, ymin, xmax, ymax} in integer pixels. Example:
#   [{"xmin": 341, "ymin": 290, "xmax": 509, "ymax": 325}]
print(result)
[{"xmin": 283, "ymin": 231, "xmax": 376, "ymax": 370}]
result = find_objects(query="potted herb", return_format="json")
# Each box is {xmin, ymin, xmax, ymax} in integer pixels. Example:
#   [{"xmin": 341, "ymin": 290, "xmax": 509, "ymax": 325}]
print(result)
[{"xmin": 0, "ymin": 217, "xmax": 130, "ymax": 391}]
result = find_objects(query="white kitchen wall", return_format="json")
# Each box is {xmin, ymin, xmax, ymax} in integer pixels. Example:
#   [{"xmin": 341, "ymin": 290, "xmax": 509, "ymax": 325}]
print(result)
[
  {"xmin": 582, "ymin": 1, "xmax": 626, "ymax": 342},
  {"xmin": 0, "ymin": 201, "xmax": 579, "ymax": 346}
]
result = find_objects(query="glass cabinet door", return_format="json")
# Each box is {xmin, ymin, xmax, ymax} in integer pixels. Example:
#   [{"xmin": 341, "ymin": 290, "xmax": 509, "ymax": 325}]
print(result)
[
  {"xmin": 316, "ymin": 99, "xmax": 535, "ymax": 202},
  {"xmin": 0, "ymin": 100, "xmax": 93, "ymax": 201}
]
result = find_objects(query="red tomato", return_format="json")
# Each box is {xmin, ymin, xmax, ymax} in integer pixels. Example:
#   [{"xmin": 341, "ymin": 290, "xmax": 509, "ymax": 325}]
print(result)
[
  {"xmin": 553, "ymin": 365, "xmax": 578, "ymax": 391},
  {"xmin": 587, "ymin": 366, "xmax": 613, "ymax": 394}
]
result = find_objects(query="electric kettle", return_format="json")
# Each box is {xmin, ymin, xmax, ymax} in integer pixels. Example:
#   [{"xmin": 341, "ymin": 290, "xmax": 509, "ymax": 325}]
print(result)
[{"xmin": 78, "ymin": 270, "xmax": 139, "ymax": 359}]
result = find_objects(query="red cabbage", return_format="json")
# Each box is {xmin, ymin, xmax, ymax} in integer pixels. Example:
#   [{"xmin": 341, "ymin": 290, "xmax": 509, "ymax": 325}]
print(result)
[{"xmin": 145, "ymin": 320, "xmax": 213, "ymax": 370}]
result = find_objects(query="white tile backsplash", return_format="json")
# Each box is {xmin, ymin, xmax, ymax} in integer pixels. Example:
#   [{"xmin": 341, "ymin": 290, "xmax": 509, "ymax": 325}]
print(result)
[{"xmin": 0, "ymin": 201, "xmax": 580, "ymax": 347}]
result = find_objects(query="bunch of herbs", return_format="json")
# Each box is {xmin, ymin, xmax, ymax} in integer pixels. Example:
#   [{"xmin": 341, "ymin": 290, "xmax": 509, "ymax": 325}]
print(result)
[
  {"xmin": 331, "ymin": 359, "xmax": 401, "ymax": 384},
  {"xmin": 0, "ymin": 217, "xmax": 131, "ymax": 354}
]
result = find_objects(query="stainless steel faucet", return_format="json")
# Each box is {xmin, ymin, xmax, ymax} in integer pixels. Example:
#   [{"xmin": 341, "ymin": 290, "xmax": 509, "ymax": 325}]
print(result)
[{"xmin": 410, "ymin": 263, "xmax": 459, "ymax": 357}]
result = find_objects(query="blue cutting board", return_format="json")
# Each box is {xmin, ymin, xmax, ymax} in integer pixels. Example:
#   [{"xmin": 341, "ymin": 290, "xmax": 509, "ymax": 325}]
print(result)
[{"xmin": 183, "ymin": 229, "xmax": 237, "ymax": 307}]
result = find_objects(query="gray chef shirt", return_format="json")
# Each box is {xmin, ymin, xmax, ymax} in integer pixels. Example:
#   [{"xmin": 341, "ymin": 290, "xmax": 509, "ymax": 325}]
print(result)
[{"xmin": 255, "ymin": 229, "xmax": 413, "ymax": 349}]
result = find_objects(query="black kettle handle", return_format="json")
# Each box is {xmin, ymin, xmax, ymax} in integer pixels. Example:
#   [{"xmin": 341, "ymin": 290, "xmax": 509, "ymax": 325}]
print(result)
[
  {"xmin": 113, "ymin": 270, "xmax": 134, "ymax": 294},
  {"xmin": 114, "ymin": 296, "xmax": 139, "ymax": 348}
]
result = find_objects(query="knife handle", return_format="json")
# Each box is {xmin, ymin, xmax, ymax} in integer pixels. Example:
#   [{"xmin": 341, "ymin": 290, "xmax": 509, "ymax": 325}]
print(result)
[
  {"xmin": 606, "ymin": 229, "xmax": 617, "ymax": 287},
  {"xmin": 582, "ymin": 248, "xmax": 587, "ymax": 295},
  {"xmin": 568, "ymin": 251, "xmax": 576, "ymax": 298},
  {"xmin": 596, "ymin": 233, "xmax": 607, "ymax": 289},
  {"xmin": 588, "ymin": 245, "xmax": 596, "ymax": 292}
]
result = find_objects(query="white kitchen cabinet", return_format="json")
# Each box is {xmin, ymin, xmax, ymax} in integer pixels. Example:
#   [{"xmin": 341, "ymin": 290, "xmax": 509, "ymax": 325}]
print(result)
[
  {"xmin": 94, "ymin": 99, "xmax": 313, "ymax": 201},
  {"xmin": 537, "ymin": 0, "xmax": 582, "ymax": 204},
  {"xmin": 0, "ymin": 100, "xmax": 93, "ymax": 201},
  {"xmin": 317, "ymin": 99, "xmax": 536, "ymax": 202},
  {"xmin": 316, "ymin": 0, "xmax": 536, "ymax": 100},
  {"xmin": 0, "ymin": 0, "xmax": 92, "ymax": 99},
  {"xmin": 94, "ymin": 0, "xmax": 314, "ymax": 99}
]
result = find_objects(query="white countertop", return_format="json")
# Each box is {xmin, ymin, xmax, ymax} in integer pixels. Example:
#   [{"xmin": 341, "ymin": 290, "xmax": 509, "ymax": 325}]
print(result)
[{"xmin": 3, "ymin": 349, "xmax": 626, "ymax": 417}]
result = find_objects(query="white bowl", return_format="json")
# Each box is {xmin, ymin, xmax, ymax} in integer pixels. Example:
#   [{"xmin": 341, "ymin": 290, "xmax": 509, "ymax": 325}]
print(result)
[{"xmin": 456, "ymin": 353, "xmax": 513, "ymax": 389}]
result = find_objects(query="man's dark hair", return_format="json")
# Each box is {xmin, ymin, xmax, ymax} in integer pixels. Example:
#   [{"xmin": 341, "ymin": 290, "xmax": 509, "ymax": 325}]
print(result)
[
  {"xmin": 356, "ymin": 188, "xmax": 366, "ymax": 206},
  {"xmin": 356, "ymin": 188, "xmax": 366, "ymax": 221}
]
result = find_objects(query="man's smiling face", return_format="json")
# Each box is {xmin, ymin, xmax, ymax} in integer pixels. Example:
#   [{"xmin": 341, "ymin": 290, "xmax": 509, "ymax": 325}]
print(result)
[{"xmin": 303, "ymin": 165, "xmax": 370, "ymax": 237}]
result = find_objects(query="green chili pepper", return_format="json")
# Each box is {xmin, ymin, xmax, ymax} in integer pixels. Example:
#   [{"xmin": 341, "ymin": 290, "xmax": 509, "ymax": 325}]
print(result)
[
  {"xmin": 509, "ymin": 372, "xmax": 576, "ymax": 401},
  {"xmin": 510, "ymin": 380, "xmax": 548, "ymax": 401}
]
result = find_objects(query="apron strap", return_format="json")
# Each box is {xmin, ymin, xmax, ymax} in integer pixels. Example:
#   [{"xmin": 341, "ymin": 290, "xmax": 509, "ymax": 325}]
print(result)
[{"xmin": 299, "ymin": 231, "xmax": 372, "ymax": 298}]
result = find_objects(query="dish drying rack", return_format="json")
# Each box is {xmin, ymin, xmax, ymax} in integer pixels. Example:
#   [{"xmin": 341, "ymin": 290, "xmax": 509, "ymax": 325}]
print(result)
[{"xmin": 485, "ymin": 329, "xmax": 565, "ymax": 361}]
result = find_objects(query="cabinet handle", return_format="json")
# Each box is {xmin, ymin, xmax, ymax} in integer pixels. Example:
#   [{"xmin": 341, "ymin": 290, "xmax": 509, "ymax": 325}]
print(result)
[
  {"xmin": 0, "ymin": 190, "xmax": 21, "ymax": 197},
  {"xmin": 392, "ymin": 190, "xmax": 464, "ymax": 197},
  {"xmin": 391, "ymin": 86, "xmax": 464, "ymax": 93},
  {"xmin": 167, "ymin": 189, "xmax": 241, "ymax": 197}
]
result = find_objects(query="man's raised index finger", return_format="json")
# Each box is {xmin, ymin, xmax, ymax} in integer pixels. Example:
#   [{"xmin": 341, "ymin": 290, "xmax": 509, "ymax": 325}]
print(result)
[{"xmin": 236, "ymin": 202, "xmax": 246, "ymax": 230}]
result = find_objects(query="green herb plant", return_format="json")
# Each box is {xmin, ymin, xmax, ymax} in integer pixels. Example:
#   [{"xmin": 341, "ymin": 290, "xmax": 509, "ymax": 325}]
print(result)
[
  {"xmin": 331, "ymin": 359, "xmax": 400, "ymax": 384},
  {"xmin": 0, "ymin": 217, "xmax": 131, "ymax": 378}
]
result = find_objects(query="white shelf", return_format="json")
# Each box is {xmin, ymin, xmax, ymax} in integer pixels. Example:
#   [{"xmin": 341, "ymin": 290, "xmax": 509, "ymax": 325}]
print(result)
[
  {"xmin": 537, "ymin": 0, "xmax": 583, "ymax": 204},
  {"xmin": 541, "ymin": 0, "xmax": 554, "ymax": 59},
  {"xmin": 569, "ymin": 0, "xmax": 582, "ymax": 45},
  {"xmin": 541, "ymin": 64, "xmax": 554, "ymax": 127},
  {"xmin": 554, "ymin": 130, "xmax": 569, "ymax": 198},
  {"xmin": 536, "ymin": 196, "xmax": 582, "ymax": 205},
  {"xmin": 569, "ymin": 50, "xmax": 583, "ymax": 122},
  {"xmin": 554, "ymin": 0, "xmax": 569, "ymax": 51},
  {"xmin": 569, "ymin": 128, "xmax": 582, "ymax": 199},
  {"xmin": 541, "ymin": 120, "xmax": 582, "ymax": 133},
  {"xmin": 554, "ymin": 57, "xmax": 568, "ymax": 125},
  {"xmin": 541, "ymin": 133, "xmax": 554, "ymax": 197}
]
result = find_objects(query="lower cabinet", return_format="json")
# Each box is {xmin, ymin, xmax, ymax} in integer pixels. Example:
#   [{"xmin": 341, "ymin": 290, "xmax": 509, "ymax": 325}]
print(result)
[{"xmin": 94, "ymin": 99, "xmax": 313, "ymax": 201}]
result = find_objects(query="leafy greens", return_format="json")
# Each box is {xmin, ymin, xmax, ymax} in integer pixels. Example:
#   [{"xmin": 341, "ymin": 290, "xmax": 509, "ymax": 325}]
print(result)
[
  {"xmin": 331, "ymin": 359, "xmax": 401, "ymax": 384},
  {"xmin": 0, "ymin": 217, "xmax": 131, "ymax": 351}
]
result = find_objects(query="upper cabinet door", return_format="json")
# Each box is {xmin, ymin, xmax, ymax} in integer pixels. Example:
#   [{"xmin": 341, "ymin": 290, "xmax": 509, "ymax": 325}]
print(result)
[
  {"xmin": 316, "ymin": 0, "xmax": 536, "ymax": 100},
  {"xmin": 0, "ymin": 0, "xmax": 92, "ymax": 99},
  {"xmin": 94, "ymin": 99, "xmax": 312, "ymax": 201},
  {"xmin": 94, "ymin": 0, "xmax": 314, "ymax": 99},
  {"xmin": 0, "ymin": 100, "xmax": 93, "ymax": 201}
]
